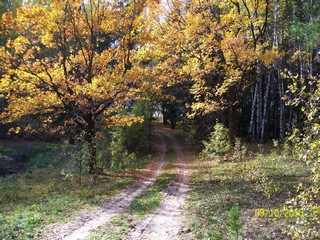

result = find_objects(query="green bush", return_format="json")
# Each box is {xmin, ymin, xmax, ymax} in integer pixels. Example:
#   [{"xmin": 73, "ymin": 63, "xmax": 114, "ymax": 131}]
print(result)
[
  {"xmin": 123, "ymin": 101, "xmax": 152, "ymax": 154},
  {"xmin": 233, "ymin": 138, "xmax": 247, "ymax": 161},
  {"xmin": 0, "ymin": 145, "xmax": 13, "ymax": 157},
  {"xmin": 202, "ymin": 123, "xmax": 231, "ymax": 159},
  {"xmin": 225, "ymin": 203, "xmax": 245, "ymax": 240},
  {"xmin": 109, "ymin": 127, "xmax": 136, "ymax": 171}
]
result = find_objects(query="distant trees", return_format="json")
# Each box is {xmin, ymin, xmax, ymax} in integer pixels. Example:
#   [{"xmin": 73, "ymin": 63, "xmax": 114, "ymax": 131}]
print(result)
[
  {"xmin": 0, "ymin": 0, "xmax": 150, "ymax": 177},
  {"xmin": 145, "ymin": 0, "xmax": 319, "ymax": 143}
]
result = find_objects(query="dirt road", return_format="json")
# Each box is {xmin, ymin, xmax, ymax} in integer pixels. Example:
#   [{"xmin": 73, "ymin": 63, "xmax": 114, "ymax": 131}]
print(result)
[
  {"xmin": 128, "ymin": 131, "xmax": 191, "ymax": 240},
  {"xmin": 45, "ymin": 126, "xmax": 192, "ymax": 240}
]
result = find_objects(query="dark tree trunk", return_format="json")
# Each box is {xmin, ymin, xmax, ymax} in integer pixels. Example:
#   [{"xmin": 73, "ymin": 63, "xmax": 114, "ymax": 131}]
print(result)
[
  {"xmin": 0, "ymin": 98, "xmax": 8, "ymax": 138},
  {"xmin": 220, "ymin": 109, "xmax": 228, "ymax": 127},
  {"xmin": 278, "ymin": 69, "xmax": 285, "ymax": 142},
  {"xmin": 86, "ymin": 119, "xmax": 96, "ymax": 176},
  {"xmin": 88, "ymin": 136, "xmax": 96, "ymax": 175},
  {"xmin": 256, "ymin": 77, "xmax": 262, "ymax": 141},
  {"xmin": 228, "ymin": 105, "xmax": 237, "ymax": 143},
  {"xmin": 162, "ymin": 103, "xmax": 168, "ymax": 125},
  {"xmin": 171, "ymin": 120, "xmax": 176, "ymax": 129}
]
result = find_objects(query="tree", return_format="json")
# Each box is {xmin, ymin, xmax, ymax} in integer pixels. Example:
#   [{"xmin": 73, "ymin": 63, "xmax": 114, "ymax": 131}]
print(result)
[
  {"xmin": 146, "ymin": 0, "xmax": 280, "ymax": 141},
  {"xmin": 0, "ymin": 0, "xmax": 149, "ymax": 178}
]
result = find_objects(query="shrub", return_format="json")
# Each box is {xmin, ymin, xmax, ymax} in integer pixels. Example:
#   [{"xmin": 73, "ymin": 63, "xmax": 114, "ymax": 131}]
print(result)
[
  {"xmin": 225, "ymin": 203, "xmax": 245, "ymax": 240},
  {"xmin": 109, "ymin": 127, "xmax": 136, "ymax": 171},
  {"xmin": 233, "ymin": 138, "xmax": 247, "ymax": 161},
  {"xmin": 201, "ymin": 123, "xmax": 231, "ymax": 159}
]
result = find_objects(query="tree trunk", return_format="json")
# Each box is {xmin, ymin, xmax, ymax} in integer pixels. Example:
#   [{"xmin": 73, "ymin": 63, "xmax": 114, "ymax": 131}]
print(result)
[
  {"xmin": 86, "ymin": 119, "xmax": 97, "ymax": 178},
  {"xmin": 88, "ymin": 136, "xmax": 96, "ymax": 175},
  {"xmin": 255, "ymin": 61, "xmax": 263, "ymax": 142},
  {"xmin": 257, "ymin": 78, "xmax": 263, "ymax": 141},
  {"xmin": 278, "ymin": 69, "xmax": 285, "ymax": 142},
  {"xmin": 249, "ymin": 82, "xmax": 258, "ymax": 141},
  {"xmin": 170, "ymin": 119, "xmax": 176, "ymax": 129},
  {"xmin": 288, "ymin": 105, "xmax": 293, "ymax": 132},
  {"xmin": 228, "ymin": 105, "xmax": 237, "ymax": 143},
  {"xmin": 261, "ymin": 70, "xmax": 271, "ymax": 142},
  {"xmin": 162, "ymin": 103, "xmax": 168, "ymax": 125}
]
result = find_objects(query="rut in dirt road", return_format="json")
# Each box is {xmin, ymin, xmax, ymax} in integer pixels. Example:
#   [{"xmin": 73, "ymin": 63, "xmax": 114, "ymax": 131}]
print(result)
[
  {"xmin": 128, "ymin": 131, "xmax": 191, "ymax": 240},
  {"xmin": 44, "ymin": 132, "xmax": 167, "ymax": 240}
]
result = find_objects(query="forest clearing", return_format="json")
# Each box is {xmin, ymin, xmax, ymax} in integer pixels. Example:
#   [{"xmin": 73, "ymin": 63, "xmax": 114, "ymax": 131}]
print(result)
[{"xmin": 0, "ymin": 0, "xmax": 319, "ymax": 239}]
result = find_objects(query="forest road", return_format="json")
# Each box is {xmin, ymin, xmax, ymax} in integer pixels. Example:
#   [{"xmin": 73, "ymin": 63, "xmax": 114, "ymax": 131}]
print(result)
[
  {"xmin": 44, "ymin": 126, "xmax": 191, "ymax": 240},
  {"xmin": 128, "ymin": 128, "xmax": 192, "ymax": 240}
]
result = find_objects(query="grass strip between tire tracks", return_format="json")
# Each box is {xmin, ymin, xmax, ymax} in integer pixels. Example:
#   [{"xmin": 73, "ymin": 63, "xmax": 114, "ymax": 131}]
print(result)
[{"xmin": 128, "ymin": 135, "xmax": 177, "ymax": 217}]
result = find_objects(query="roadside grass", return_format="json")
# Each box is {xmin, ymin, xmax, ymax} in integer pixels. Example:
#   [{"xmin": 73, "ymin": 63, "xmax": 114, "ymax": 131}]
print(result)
[
  {"xmin": 0, "ymin": 175, "xmax": 132, "ymax": 239},
  {"xmin": 183, "ymin": 146, "xmax": 311, "ymax": 240},
  {"xmin": 0, "ymin": 143, "xmax": 139, "ymax": 240}
]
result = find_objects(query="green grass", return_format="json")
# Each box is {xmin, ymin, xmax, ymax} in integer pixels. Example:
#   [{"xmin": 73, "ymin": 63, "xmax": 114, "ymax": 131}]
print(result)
[
  {"xmin": 183, "ymin": 146, "xmax": 311, "ymax": 240},
  {"xmin": 0, "ymin": 175, "xmax": 132, "ymax": 240},
  {"xmin": 0, "ymin": 143, "xmax": 134, "ymax": 240},
  {"xmin": 87, "ymin": 214, "xmax": 133, "ymax": 240}
]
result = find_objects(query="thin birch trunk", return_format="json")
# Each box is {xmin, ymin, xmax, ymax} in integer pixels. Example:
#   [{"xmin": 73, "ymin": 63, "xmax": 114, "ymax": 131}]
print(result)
[
  {"xmin": 261, "ymin": 70, "xmax": 271, "ymax": 142},
  {"xmin": 248, "ymin": 82, "xmax": 258, "ymax": 140}
]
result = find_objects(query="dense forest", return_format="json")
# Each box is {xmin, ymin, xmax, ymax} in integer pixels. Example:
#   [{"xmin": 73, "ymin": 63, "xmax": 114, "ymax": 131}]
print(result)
[
  {"xmin": 0, "ymin": 0, "xmax": 319, "ymax": 239},
  {"xmin": 1, "ymin": 0, "xmax": 319, "ymax": 149},
  {"xmin": 0, "ymin": 0, "xmax": 319, "ymax": 170}
]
